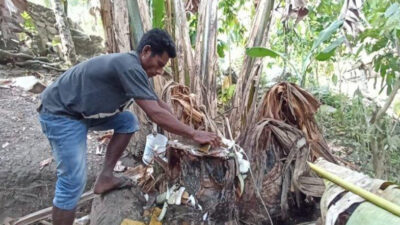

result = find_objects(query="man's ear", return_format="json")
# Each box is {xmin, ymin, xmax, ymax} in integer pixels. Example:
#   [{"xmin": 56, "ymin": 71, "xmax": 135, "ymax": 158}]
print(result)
[{"xmin": 142, "ymin": 45, "xmax": 152, "ymax": 57}]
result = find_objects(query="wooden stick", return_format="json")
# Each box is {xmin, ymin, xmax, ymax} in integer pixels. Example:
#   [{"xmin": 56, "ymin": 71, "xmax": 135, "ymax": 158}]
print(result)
[{"xmin": 12, "ymin": 191, "xmax": 95, "ymax": 225}]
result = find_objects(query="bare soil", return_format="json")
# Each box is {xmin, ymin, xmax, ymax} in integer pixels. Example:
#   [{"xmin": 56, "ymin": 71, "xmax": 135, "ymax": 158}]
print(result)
[{"xmin": 0, "ymin": 67, "xmax": 105, "ymax": 222}]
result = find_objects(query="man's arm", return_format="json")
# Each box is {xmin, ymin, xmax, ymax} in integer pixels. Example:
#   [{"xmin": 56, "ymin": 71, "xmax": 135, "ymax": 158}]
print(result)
[
  {"xmin": 135, "ymin": 99, "xmax": 220, "ymax": 147},
  {"xmin": 157, "ymin": 99, "xmax": 174, "ymax": 115}
]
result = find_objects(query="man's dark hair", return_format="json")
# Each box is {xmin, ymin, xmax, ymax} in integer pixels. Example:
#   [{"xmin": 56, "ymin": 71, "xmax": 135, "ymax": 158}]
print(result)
[{"xmin": 136, "ymin": 29, "xmax": 176, "ymax": 58}]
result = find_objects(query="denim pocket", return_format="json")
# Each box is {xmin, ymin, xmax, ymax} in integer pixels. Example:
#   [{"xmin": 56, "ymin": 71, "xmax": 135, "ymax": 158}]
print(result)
[{"xmin": 39, "ymin": 115, "xmax": 48, "ymax": 134}]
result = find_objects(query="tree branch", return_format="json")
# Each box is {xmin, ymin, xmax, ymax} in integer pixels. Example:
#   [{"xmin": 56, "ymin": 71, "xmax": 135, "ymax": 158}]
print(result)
[{"xmin": 370, "ymin": 78, "xmax": 400, "ymax": 124}]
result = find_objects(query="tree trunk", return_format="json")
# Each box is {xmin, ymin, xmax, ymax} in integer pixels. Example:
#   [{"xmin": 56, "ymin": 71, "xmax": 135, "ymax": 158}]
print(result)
[
  {"xmin": 370, "ymin": 129, "xmax": 387, "ymax": 179},
  {"xmin": 229, "ymin": 0, "xmax": 275, "ymax": 137},
  {"xmin": 194, "ymin": 0, "xmax": 219, "ymax": 118},
  {"xmin": 170, "ymin": 0, "xmax": 195, "ymax": 86},
  {"xmin": 165, "ymin": 0, "xmax": 177, "ymax": 82},
  {"xmin": 369, "ymin": 78, "xmax": 400, "ymax": 179},
  {"xmin": 99, "ymin": 0, "xmax": 131, "ymax": 53},
  {"xmin": 52, "ymin": 0, "xmax": 77, "ymax": 65},
  {"xmin": 165, "ymin": 0, "xmax": 180, "ymax": 82}
]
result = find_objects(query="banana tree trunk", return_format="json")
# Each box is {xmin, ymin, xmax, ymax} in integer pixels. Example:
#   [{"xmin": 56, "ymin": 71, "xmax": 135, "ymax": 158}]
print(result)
[
  {"xmin": 99, "ymin": 0, "xmax": 131, "ymax": 53},
  {"xmin": 165, "ymin": 0, "xmax": 180, "ymax": 82},
  {"xmin": 171, "ymin": 0, "xmax": 195, "ymax": 86},
  {"xmin": 52, "ymin": 0, "xmax": 77, "ymax": 65},
  {"xmin": 229, "ymin": 0, "xmax": 275, "ymax": 136},
  {"xmin": 194, "ymin": 0, "xmax": 219, "ymax": 118}
]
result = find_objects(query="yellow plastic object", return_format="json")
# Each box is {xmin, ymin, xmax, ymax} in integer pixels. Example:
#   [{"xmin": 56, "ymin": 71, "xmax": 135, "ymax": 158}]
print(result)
[
  {"xmin": 308, "ymin": 162, "xmax": 400, "ymax": 217},
  {"xmin": 120, "ymin": 219, "xmax": 145, "ymax": 225},
  {"xmin": 149, "ymin": 207, "xmax": 162, "ymax": 225},
  {"xmin": 199, "ymin": 144, "xmax": 211, "ymax": 153}
]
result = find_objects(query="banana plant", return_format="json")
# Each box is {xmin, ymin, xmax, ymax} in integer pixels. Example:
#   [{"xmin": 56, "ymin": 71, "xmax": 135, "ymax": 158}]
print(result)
[{"xmin": 246, "ymin": 19, "xmax": 344, "ymax": 87}]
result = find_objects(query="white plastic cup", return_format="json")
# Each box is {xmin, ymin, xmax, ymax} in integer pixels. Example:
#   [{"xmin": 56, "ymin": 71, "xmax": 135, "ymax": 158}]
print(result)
[{"xmin": 142, "ymin": 133, "xmax": 168, "ymax": 165}]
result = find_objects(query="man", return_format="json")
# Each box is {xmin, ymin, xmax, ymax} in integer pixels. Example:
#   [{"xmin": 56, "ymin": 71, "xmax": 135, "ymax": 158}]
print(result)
[{"xmin": 38, "ymin": 29, "xmax": 221, "ymax": 225}]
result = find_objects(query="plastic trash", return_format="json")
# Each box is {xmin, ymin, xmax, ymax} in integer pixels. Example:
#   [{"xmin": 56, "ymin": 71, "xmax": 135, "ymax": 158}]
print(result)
[{"xmin": 143, "ymin": 133, "xmax": 168, "ymax": 165}]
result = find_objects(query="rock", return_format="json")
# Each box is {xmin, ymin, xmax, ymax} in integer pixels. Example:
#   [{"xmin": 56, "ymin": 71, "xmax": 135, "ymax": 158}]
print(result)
[
  {"xmin": 0, "ymin": 35, "xmax": 19, "ymax": 51},
  {"xmin": 46, "ymin": 26, "xmax": 58, "ymax": 35},
  {"xmin": 12, "ymin": 76, "xmax": 46, "ymax": 93},
  {"xmin": 25, "ymin": 2, "xmax": 105, "ymax": 58},
  {"xmin": 34, "ymin": 20, "xmax": 45, "ymax": 28}
]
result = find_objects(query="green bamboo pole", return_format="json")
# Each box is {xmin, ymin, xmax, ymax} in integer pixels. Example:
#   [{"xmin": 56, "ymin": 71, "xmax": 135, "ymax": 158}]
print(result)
[{"xmin": 308, "ymin": 162, "xmax": 400, "ymax": 217}]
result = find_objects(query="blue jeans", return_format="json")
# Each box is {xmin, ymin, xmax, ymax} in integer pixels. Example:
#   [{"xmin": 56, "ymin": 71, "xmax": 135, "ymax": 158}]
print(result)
[{"xmin": 39, "ymin": 111, "xmax": 139, "ymax": 210}]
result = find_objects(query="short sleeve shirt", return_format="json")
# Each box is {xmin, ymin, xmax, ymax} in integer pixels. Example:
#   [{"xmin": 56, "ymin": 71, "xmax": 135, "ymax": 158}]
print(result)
[{"xmin": 40, "ymin": 52, "xmax": 158, "ymax": 119}]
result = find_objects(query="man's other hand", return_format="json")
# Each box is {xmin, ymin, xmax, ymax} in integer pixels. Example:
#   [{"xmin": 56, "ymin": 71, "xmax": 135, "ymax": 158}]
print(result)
[{"xmin": 191, "ymin": 130, "xmax": 221, "ymax": 148}]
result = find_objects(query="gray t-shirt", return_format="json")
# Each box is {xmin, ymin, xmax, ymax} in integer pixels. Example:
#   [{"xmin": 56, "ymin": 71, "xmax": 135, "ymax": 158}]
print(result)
[{"xmin": 40, "ymin": 51, "xmax": 158, "ymax": 119}]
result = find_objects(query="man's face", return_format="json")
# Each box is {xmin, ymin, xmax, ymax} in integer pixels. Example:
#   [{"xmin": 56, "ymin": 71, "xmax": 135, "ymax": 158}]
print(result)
[{"xmin": 140, "ymin": 45, "xmax": 169, "ymax": 78}]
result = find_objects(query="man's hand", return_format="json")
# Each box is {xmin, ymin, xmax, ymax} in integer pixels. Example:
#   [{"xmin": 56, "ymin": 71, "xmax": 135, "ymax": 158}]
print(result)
[
  {"xmin": 191, "ymin": 130, "xmax": 221, "ymax": 148},
  {"xmin": 135, "ymin": 99, "xmax": 221, "ymax": 148}
]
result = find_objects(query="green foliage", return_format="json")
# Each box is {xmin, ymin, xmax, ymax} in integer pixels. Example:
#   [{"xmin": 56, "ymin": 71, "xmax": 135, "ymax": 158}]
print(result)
[
  {"xmin": 187, "ymin": 13, "xmax": 198, "ymax": 47},
  {"xmin": 246, "ymin": 47, "xmax": 280, "ymax": 58},
  {"xmin": 246, "ymin": 18, "xmax": 344, "ymax": 85},
  {"xmin": 219, "ymin": 84, "xmax": 236, "ymax": 104},
  {"xmin": 315, "ymin": 36, "xmax": 345, "ymax": 61},
  {"xmin": 310, "ymin": 20, "xmax": 344, "ymax": 51},
  {"xmin": 301, "ymin": 19, "xmax": 344, "ymax": 83},
  {"xmin": 217, "ymin": 40, "xmax": 227, "ymax": 57},
  {"xmin": 331, "ymin": 74, "xmax": 338, "ymax": 85},
  {"xmin": 247, "ymin": 15, "xmax": 345, "ymax": 87},
  {"xmin": 68, "ymin": 0, "xmax": 87, "ymax": 7},
  {"xmin": 21, "ymin": 11, "xmax": 37, "ymax": 34},
  {"xmin": 394, "ymin": 100, "xmax": 400, "ymax": 117},
  {"xmin": 217, "ymin": 0, "xmax": 247, "ymax": 57},
  {"xmin": 152, "ymin": 0, "xmax": 165, "ymax": 29},
  {"xmin": 262, "ymin": 0, "xmax": 345, "ymax": 87},
  {"xmin": 384, "ymin": 3, "xmax": 400, "ymax": 31},
  {"xmin": 52, "ymin": 37, "xmax": 61, "ymax": 46},
  {"xmin": 315, "ymin": 89, "xmax": 400, "ymax": 182},
  {"xmin": 357, "ymin": 1, "xmax": 400, "ymax": 95}
]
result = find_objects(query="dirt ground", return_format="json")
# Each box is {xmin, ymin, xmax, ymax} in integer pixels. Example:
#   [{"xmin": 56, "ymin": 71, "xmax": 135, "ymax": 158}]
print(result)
[{"xmin": 0, "ymin": 67, "xmax": 106, "ymax": 222}]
